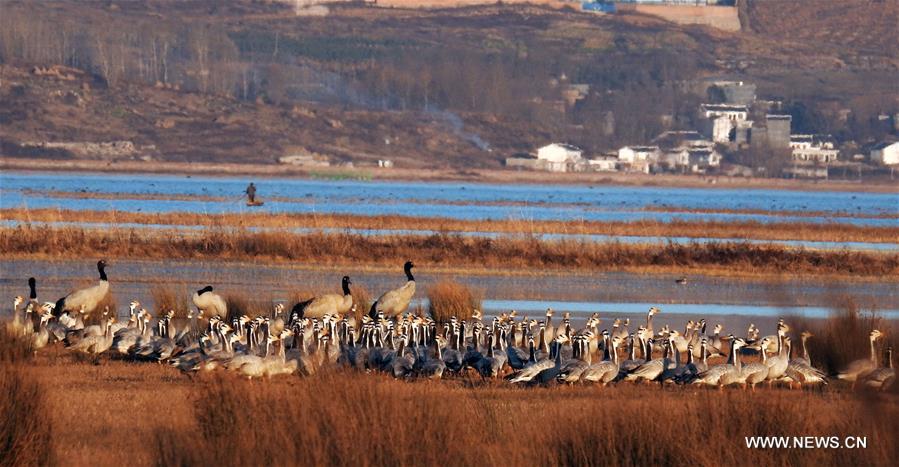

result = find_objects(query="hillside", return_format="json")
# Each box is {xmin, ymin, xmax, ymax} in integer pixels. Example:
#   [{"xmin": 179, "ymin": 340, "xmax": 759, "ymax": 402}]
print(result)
[{"xmin": 0, "ymin": 1, "xmax": 896, "ymax": 169}]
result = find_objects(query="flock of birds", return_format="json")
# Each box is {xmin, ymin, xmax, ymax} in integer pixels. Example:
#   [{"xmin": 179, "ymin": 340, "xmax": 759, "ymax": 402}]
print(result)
[{"xmin": 5, "ymin": 260, "xmax": 895, "ymax": 391}]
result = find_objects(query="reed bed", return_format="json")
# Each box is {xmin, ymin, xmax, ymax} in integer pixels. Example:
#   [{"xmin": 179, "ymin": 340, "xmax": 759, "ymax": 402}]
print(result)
[
  {"xmin": 427, "ymin": 279, "xmax": 483, "ymax": 322},
  {"xmin": 152, "ymin": 371, "xmax": 898, "ymax": 467},
  {"xmin": 789, "ymin": 300, "xmax": 898, "ymax": 375},
  {"xmin": 4, "ymin": 208, "xmax": 898, "ymax": 244},
  {"xmin": 149, "ymin": 284, "xmax": 192, "ymax": 318},
  {"xmin": 2, "ymin": 225, "xmax": 897, "ymax": 277},
  {"xmin": 0, "ymin": 330, "xmax": 54, "ymax": 467}
]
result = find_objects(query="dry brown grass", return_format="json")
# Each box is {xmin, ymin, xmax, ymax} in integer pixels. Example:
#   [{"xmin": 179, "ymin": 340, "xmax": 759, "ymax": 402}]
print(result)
[
  {"xmin": 351, "ymin": 284, "xmax": 372, "ymax": 324},
  {"xmin": 2, "ymin": 225, "xmax": 897, "ymax": 277},
  {"xmin": 0, "ymin": 366, "xmax": 54, "ymax": 467},
  {"xmin": 0, "ymin": 328, "xmax": 34, "ymax": 364},
  {"xmin": 149, "ymin": 283, "xmax": 192, "ymax": 318},
  {"xmin": 3, "ymin": 311, "xmax": 899, "ymax": 467},
  {"xmin": 223, "ymin": 292, "xmax": 274, "ymax": 322},
  {"xmin": 150, "ymin": 371, "xmax": 899, "ymax": 467},
  {"xmin": 0, "ymin": 329, "xmax": 53, "ymax": 467},
  {"xmin": 4, "ymin": 208, "xmax": 898, "ymax": 243},
  {"xmin": 789, "ymin": 299, "xmax": 898, "ymax": 376},
  {"xmin": 427, "ymin": 280, "xmax": 481, "ymax": 322}
]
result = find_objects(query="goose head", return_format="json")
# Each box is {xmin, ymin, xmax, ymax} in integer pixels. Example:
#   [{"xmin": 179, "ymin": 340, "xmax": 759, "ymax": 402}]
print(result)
[
  {"xmin": 731, "ymin": 337, "xmax": 747, "ymax": 350},
  {"xmin": 713, "ymin": 324, "xmax": 723, "ymax": 335},
  {"xmin": 129, "ymin": 301, "xmax": 140, "ymax": 315},
  {"xmin": 610, "ymin": 335, "xmax": 622, "ymax": 350},
  {"xmin": 648, "ymin": 307, "xmax": 660, "ymax": 317},
  {"xmin": 14, "ymin": 296, "xmax": 24, "ymax": 309},
  {"xmin": 545, "ymin": 308, "xmax": 554, "ymax": 318}
]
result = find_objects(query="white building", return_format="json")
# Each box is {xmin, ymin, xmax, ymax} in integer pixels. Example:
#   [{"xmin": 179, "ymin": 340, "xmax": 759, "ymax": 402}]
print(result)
[
  {"xmin": 790, "ymin": 134, "xmax": 839, "ymax": 164},
  {"xmin": 536, "ymin": 143, "xmax": 584, "ymax": 172},
  {"xmin": 587, "ymin": 156, "xmax": 618, "ymax": 172},
  {"xmin": 617, "ymin": 146, "xmax": 661, "ymax": 164},
  {"xmin": 701, "ymin": 104, "xmax": 749, "ymax": 143},
  {"xmin": 686, "ymin": 148, "xmax": 722, "ymax": 172},
  {"xmin": 870, "ymin": 141, "xmax": 899, "ymax": 165},
  {"xmin": 701, "ymin": 104, "xmax": 749, "ymax": 121}
]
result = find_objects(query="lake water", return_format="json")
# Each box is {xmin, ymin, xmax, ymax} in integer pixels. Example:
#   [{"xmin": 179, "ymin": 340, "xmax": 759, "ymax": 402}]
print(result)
[
  {"xmin": 2, "ymin": 171, "xmax": 897, "ymax": 226},
  {"xmin": 2, "ymin": 259, "xmax": 896, "ymax": 332}
]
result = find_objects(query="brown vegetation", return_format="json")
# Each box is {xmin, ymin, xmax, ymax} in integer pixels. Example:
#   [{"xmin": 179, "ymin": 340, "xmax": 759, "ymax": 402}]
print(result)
[
  {"xmin": 152, "ymin": 371, "xmax": 899, "ymax": 467},
  {"xmin": 223, "ymin": 293, "xmax": 274, "ymax": 322},
  {"xmin": 2, "ymin": 225, "xmax": 897, "ymax": 277},
  {"xmin": 0, "ymin": 330, "xmax": 54, "ymax": 467},
  {"xmin": 149, "ymin": 284, "xmax": 192, "ymax": 318},
  {"xmin": 4, "ymin": 208, "xmax": 898, "ymax": 243},
  {"xmin": 0, "ymin": 1, "xmax": 894, "ymax": 169},
  {"xmin": 2, "ymin": 307, "xmax": 898, "ymax": 466},
  {"xmin": 790, "ymin": 300, "xmax": 898, "ymax": 375},
  {"xmin": 427, "ymin": 280, "xmax": 482, "ymax": 322}
]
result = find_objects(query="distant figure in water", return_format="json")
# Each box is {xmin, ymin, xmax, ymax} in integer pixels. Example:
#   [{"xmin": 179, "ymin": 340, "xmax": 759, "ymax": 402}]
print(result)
[{"xmin": 246, "ymin": 182, "xmax": 257, "ymax": 204}]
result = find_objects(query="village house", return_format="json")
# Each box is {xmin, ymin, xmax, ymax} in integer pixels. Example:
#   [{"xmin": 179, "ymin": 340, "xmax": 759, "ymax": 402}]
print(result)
[
  {"xmin": 700, "ymin": 103, "xmax": 749, "ymax": 143},
  {"xmin": 505, "ymin": 143, "xmax": 587, "ymax": 173},
  {"xmin": 684, "ymin": 147, "xmax": 722, "ymax": 173},
  {"xmin": 617, "ymin": 145, "xmax": 661, "ymax": 164},
  {"xmin": 870, "ymin": 141, "xmax": 899, "ymax": 165},
  {"xmin": 617, "ymin": 145, "xmax": 660, "ymax": 174},
  {"xmin": 587, "ymin": 155, "xmax": 619, "ymax": 172},
  {"xmin": 789, "ymin": 134, "xmax": 839, "ymax": 164},
  {"xmin": 537, "ymin": 143, "xmax": 585, "ymax": 172}
]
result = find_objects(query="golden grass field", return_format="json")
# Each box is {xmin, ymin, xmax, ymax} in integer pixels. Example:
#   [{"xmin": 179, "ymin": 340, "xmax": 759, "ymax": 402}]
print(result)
[
  {"xmin": 3, "ymin": 346, "xmax": 898, "ymax": 467},
  {"xmin": 4, "ymin": 208, "xmax": 898, "ymax": 244},
  {"xmin": 2, "ymin": 223, "xmax": 896, "ymax": 278},
  {"xmin": 2, "ymin": 302, "xmax": 898, "ymax": 467}
]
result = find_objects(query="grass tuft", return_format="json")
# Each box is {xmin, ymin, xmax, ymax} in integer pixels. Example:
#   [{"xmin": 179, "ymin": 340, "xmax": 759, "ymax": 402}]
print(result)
[{"xmin": 427, "ymin": 279, "xmax": 481, "ymax": 322}]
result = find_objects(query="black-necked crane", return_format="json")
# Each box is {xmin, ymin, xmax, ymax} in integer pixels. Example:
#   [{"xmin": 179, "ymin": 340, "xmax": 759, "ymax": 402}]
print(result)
[
  {"xmin": 53, "ymin": 260, "xmax": 109, "ymax": 317},
  {"xmin": 192, "ymin": 285, "xmax": 227, "ymax": 319},
  {"xmin": 369, "ymin": 261, "xmax": 416, "ymax": 319},
  {"xmin": 292, "ymin": 276, "xmax": 353, "ymax": 319}
]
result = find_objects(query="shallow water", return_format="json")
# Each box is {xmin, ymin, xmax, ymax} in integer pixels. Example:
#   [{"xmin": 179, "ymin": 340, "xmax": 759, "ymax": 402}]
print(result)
[
  {"xmin": 2, "ymin": 259, "xmax": 896, "ymax": 333},
  {"xmin": 2, "ymin": 171, "xmax": 897, "ymax": 226}
]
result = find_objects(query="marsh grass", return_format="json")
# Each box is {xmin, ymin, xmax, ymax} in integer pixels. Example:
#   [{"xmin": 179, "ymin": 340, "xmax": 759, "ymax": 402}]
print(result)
[
  {"xmin": 427, "ymin": 280, "xmax": 482, "ymax": 322},
  {"xmin": 0, "ymin": 328, "xmax": 33, "ymax": 363},
  {"xmin": 150, "ymin": 283, "xmax": 192, "ymax": 317},
  {"xmin": 788, "ymin": 298, "xmax": 897, "ymax": 376},
  {"xmin": 0, "ymin": 331, "xmax": 53, "ymax": 466},
  {"xmin": 351, "ymin": 284, "xmax": 372, "ymax": 323},
  {"xmin": 80, "ymin": 291, "xmax": 117, "ymax": 327},
  {"xmin": 5, "ymin": 208, "xmax": 898, "ymax": 243},
  {"xmin": 4, "ymin": 225, "xmax": 896, "ymax": 276},
  {"xmin": 152, "ymin": 371, "xmax": 899, "ymax": 467},
  {"xmin": 224, "ymin": 292, "xmax": 274, "ymax": 322},
  {"xmin": 0, "ymin": 366, "xmax": 54, "ymax": 467}
]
